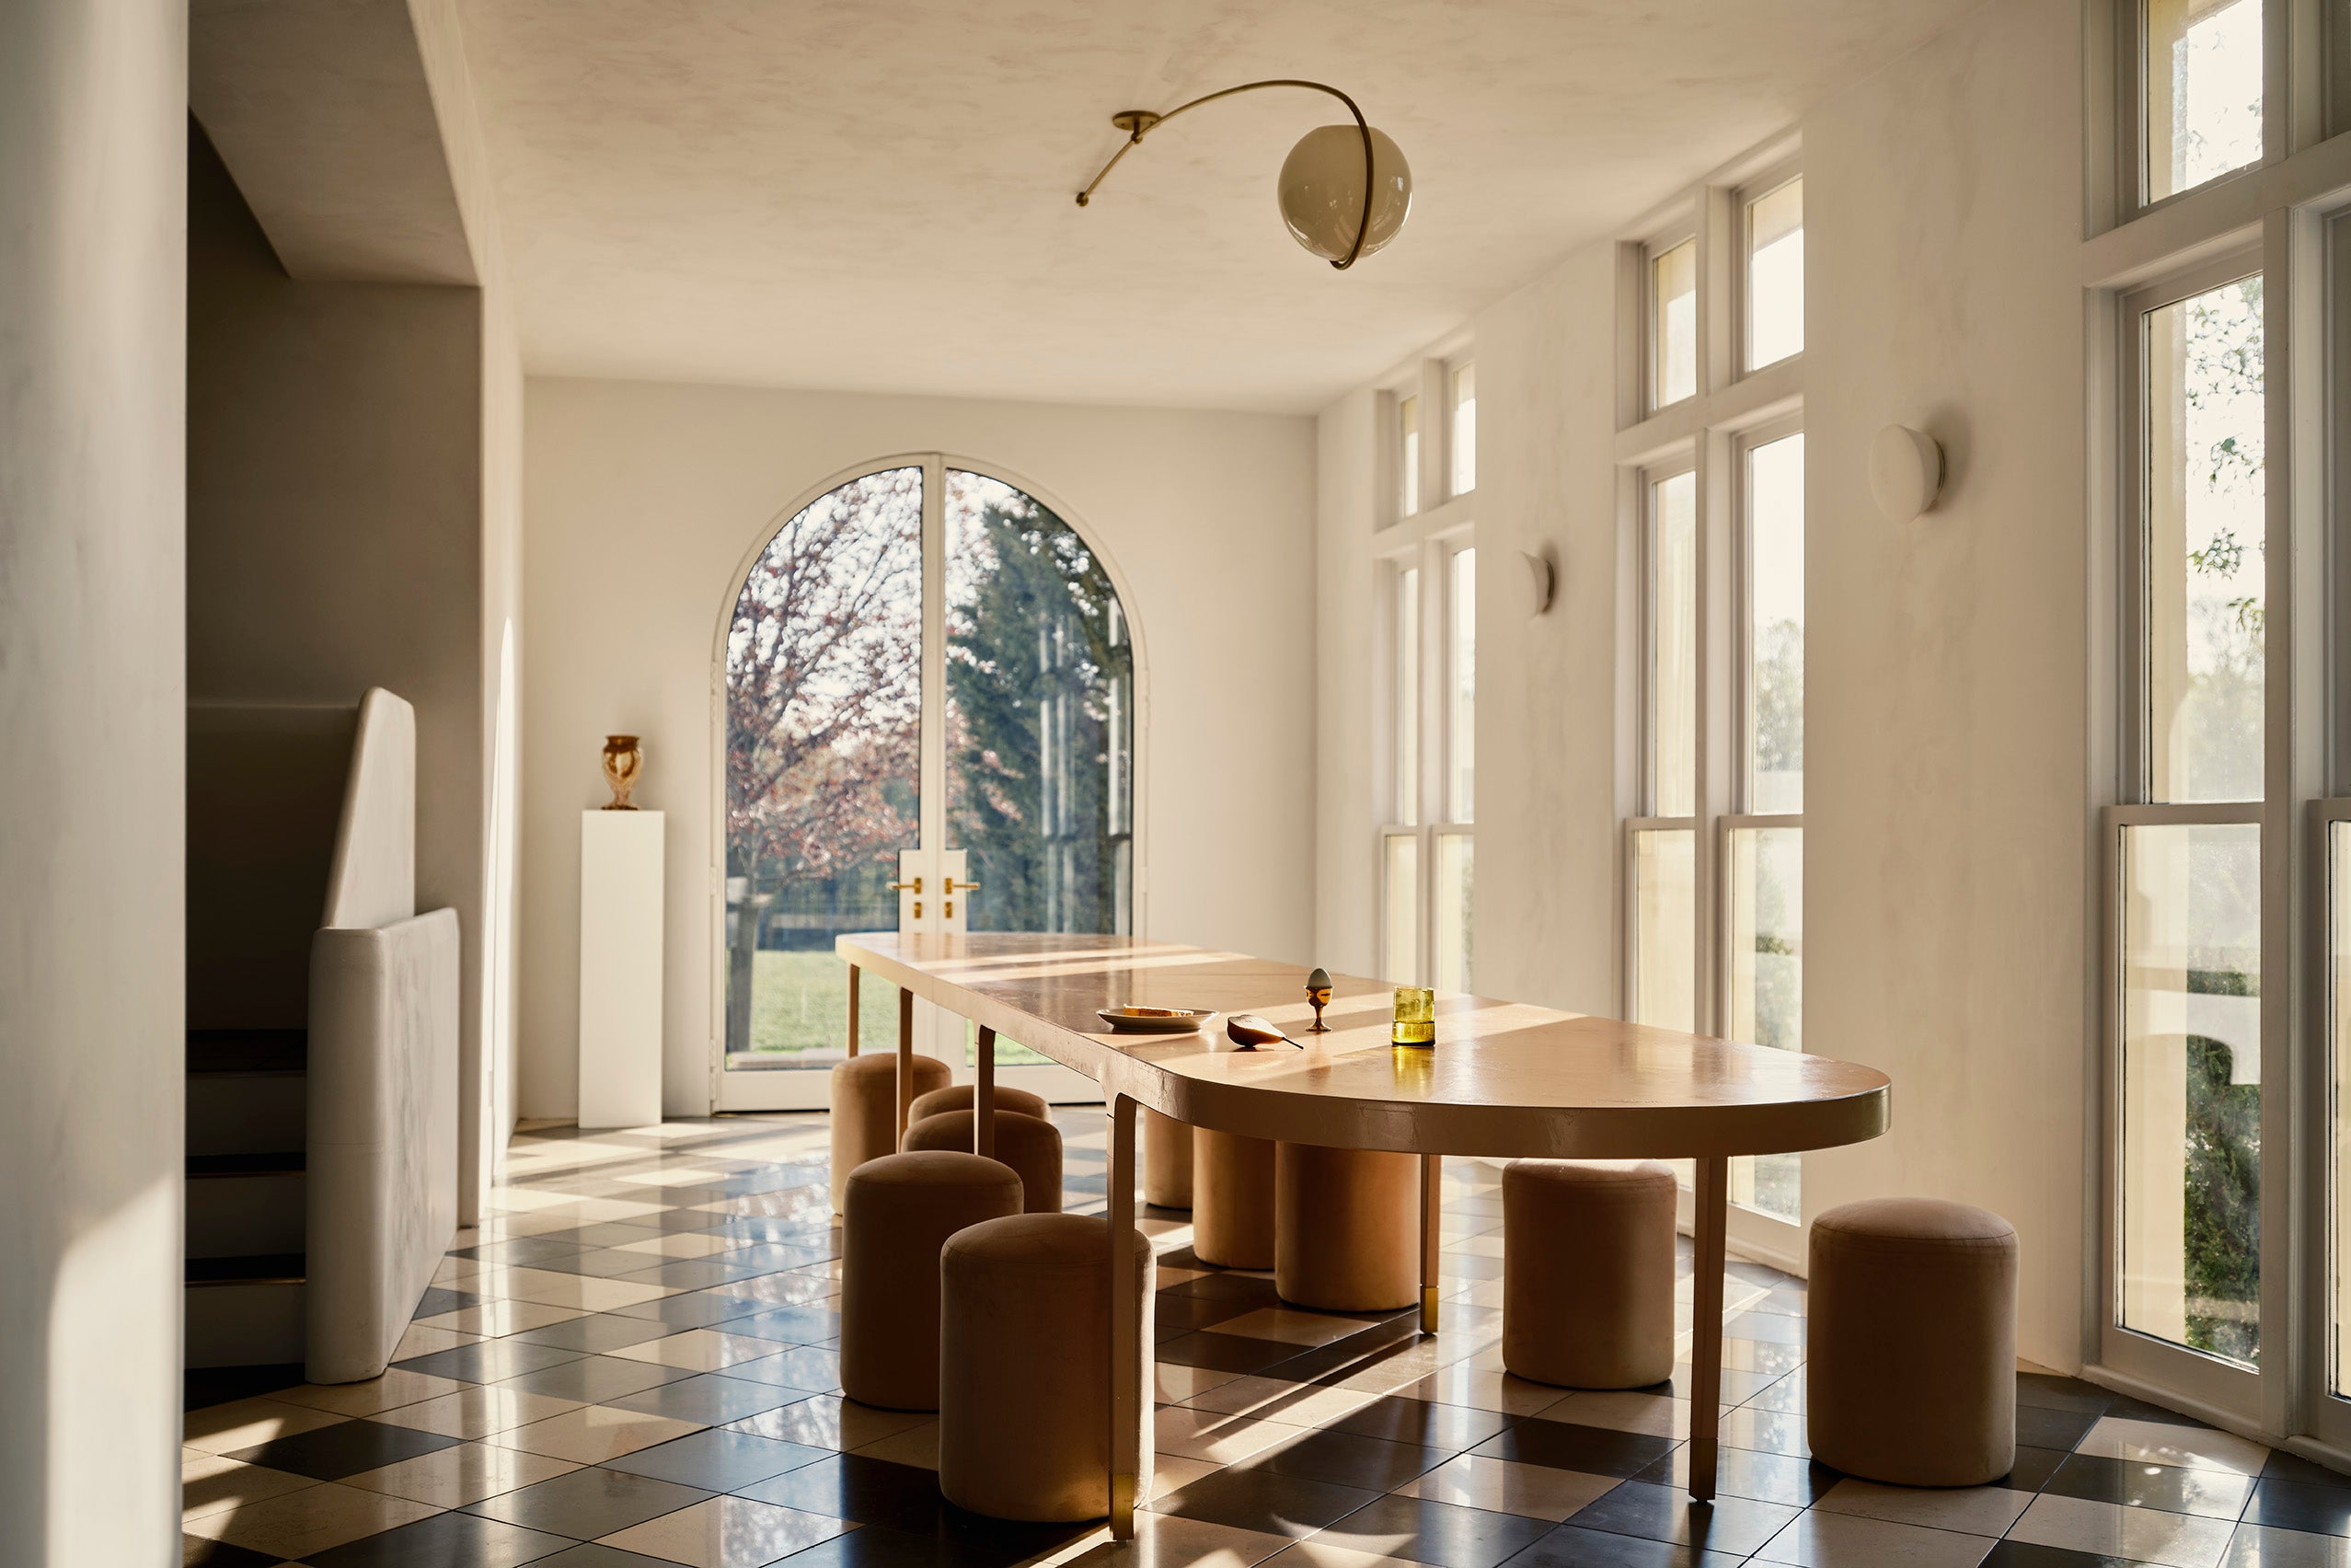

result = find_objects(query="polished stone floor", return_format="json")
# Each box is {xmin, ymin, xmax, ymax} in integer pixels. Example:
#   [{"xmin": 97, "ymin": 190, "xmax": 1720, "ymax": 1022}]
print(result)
[{"xmin": 183, "ymin": 1112, "xmax": 2343, "ymax": 1568}]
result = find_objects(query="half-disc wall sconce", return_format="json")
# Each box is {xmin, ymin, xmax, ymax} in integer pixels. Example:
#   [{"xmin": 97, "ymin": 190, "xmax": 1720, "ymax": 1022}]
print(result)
[{"xmin": 1074, "ymin": 80, "xmax": 1412, "ymax": 268}]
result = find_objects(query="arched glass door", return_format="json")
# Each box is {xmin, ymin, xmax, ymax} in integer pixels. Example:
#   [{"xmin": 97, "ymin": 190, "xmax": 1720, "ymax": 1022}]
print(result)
[{"xmin": 717, "ymin": 457, "xmax": 1135, "ymax": 1109}]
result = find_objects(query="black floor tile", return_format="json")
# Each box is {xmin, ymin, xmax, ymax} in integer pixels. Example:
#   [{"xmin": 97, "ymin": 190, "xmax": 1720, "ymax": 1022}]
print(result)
[
  {"xmin": 1247, "ymin": 1426, "xmax": 1449, "ymax": 1490},
  {"xmin": 2244, "ymin": 1476, "xmax": 2351, "ymax": 1536},
  {"xmin": 1562, "ymin": 1479, "xmax": 1799, "ymax": 1558},
  {"xmin": 1476, "ymin": 1416, "xmax": 1679, "ymax": 1480},
  {"xmin": 466, "ymin": 1465, "xmax": 713, "ymax": 1538},
  {"xmin": 547, "ymin": 1248, "xmax": 682, "ymax": 1279},
  {"xmin": 2043, "ymin": 1452, "xmax": 2251, "ymax": 1519},
  {"xmin": 607, "ymin": 1290, "xmax": 772, "ymax": 1329},
  {"xmin": 1315, "ymin": 1494, "xmax": 1555, "ymax": 1568},
  {"xmin": 303, "ymin": 1509, "xmax": 576, "ymax": 1567},
  {"xmin": 528, "ymin": 1544, "xmax": 684, "ymax": 1568},
  {"xmin": 727, "ymin": 1303, "xmax": 847, "ymax": 1343},
  {"xmin": 1331, "ymin": 1394, "xmax": 1515, "ymax": 1451},
  {"xmin": 1155, "ymin": 1293, "xmax": 1253, "ymax": 1334},
  {"xmin": 495, "ymin": 1231, "xmax": 623, "ymax": 1257},
  {"xmin": 509, "ymin": 1313, "xmax": 680, "ymax": 1355},
  {"xmin": 1629, "ymin": 1446, "xmax": 1841, "ymax": 1507},
  {"xmin": 618, "ymin": 1258, "xmax": 782, "ymax": 1289},
  {"xmin": 740, "ymin": 1453, "xmax": 947, "ymax": 1531},
  {"xmin": 498, "ymin": 1353, "xmax": 699, "ymax": 1403},
  {"xmin": 183, "ymin": 1537, "xmax": 287, "ymax": 1568},
  {"xmin": 2015, "ymin": 1373, "xmax": 2113, "ymax": 1415},
  {"xmin": 1978, "ymin": 1542, "xmax": 2147, "ymax": 1568},
  {"xmin": 394, "ymin": 1339, "xmax": 587, "ymax": 1386},
  {"xmin": 2015, "ymin": 1403, "xmax": 2101, "ymax": 1451},
  {"xmin": 604, "ymin": 1426, "xmax": 831, "ymax": 1491},
  {"xmin": 413, "ymin": 1286, "xmax": 486, "ymax": 1318},
  {"xmin": 1164, "ymin": 1270, "xmax": 1285, "ymax": 1307},
  {"xmin": 1500, "ymin": 1521, "xmax": 1747, "ymax": 1567},
  {"xmin": 2098, "ymin": 1393, "xmax": 2214, "ymax": 1427},
  {"xmin": 185, "ymin": 1364, "xmax": 305, "ymax": 1412},
  {"xmin": 2002, "ymin": 1445, "xmax": 2072, "ymax": 1492},
  {"xmin": 1269, "ymin": 1320, "xmax": 1429, "ymax": 1384},
  {"xmin": 1153, "ymin": 1331, "xmax": 1308, "ymax": 1376},
  {"xmin": 2263, "ymin": 1450, "xmax": 2351, "ymax": 1491},
  {"xmin": 227, "ymin": 1417, "xmax": 466, "ymax": 1481},
  {"xmin": 725, "ymin": 1345, "xmax": 844, "ymax": 1393},
  {"xmin": 605, "ymin": 1369, "xmax": 806, "ymax": 1424},
  {"xmin": 1147, "ymin": 1463, "xmax": 1383, "ymax": 1538}
]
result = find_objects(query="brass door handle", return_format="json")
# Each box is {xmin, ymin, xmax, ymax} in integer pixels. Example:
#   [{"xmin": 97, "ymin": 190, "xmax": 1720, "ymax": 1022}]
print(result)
[
  {"xmin": 889, "ymin": 877, "xmax": 923, "ymax": 894},
  {"xmin": 944, "ymin": 876, "xmax": 978, "ymax": 894}
]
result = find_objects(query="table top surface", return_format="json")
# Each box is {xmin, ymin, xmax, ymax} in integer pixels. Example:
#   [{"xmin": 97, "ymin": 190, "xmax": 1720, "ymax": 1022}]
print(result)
[{"xmin": 838, "ymin": 933, "xmax": 1890, "ymax": 1159}]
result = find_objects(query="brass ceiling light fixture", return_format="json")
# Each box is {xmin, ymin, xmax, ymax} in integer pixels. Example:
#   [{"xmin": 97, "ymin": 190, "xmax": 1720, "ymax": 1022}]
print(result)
[{"xmin": 1074, "ymin": 80, "xmax": 1412, "ymax": 269}]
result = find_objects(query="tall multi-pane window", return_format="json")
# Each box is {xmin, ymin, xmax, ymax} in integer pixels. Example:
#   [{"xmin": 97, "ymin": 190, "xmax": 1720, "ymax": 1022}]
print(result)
[
  {"xmin": 1622, "ymin": 162, "xmax": 1804, "ymax": 1233},
  {"xmin": 1449, "ymin": 363, "xmax": 1478, "ymax": 498},
  {"xmin": 2143, "ymin": 0, "xmax": 2265, "ymax": 204},
  {"xmin": 1746, "ymin": 179, "xmax": 1804, "ymax": 370},
  {"xmin": 1379, "ymin": 359, "xmax": 1476, "ymax": 992}
]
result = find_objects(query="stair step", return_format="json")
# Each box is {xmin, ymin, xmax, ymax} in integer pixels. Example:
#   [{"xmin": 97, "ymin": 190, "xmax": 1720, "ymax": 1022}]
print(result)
[
  {"xmin": 188, "ymin": 1028, "xmax": 307, "ymax": 1078},
  {"xmin": 187, "ymin": 1151, "xmax": 305, "ymax": 1178},
  {"xmin": 187, "ymin": 1252, "xmax": 306, "ymax": 1287}
]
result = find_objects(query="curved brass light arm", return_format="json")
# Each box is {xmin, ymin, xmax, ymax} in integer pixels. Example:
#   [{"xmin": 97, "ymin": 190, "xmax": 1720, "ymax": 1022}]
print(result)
[{"xmin": 1074, "ymin": 78, "xmax": 1377, "ymax": 270}]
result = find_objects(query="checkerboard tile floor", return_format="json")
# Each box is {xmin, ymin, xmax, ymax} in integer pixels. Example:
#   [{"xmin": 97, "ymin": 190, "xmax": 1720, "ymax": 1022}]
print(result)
[{"xmin": 183, "ymin": 1112, "xmax": 2348, "ymax": 1568}]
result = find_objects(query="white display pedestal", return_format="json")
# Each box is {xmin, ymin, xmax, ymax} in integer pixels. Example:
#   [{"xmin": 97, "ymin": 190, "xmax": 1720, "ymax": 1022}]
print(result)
[{"xmin": 579, "ymin": 809, "xmax": 663, "ymax": 1128}]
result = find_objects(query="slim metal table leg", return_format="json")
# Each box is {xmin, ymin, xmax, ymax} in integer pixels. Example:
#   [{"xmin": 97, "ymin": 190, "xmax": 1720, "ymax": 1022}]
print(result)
[
  {"xmin": 1419, "ymin": 1154, "xmax": 1443, "ymax": 1332},
  {"xmin": 1106, "ymin": 1092, "xmax": 1140, "ymax": 1539},
  {"xmin": 894, "ymin": 987, "xmax": 915, "ymax": 1147},
  {"xmin": 1688, "ymin": 1155, "xmax": 1729, "ymax": 1503},
  {"xmin": 974, "ymin": 1025, "xmax": 996, "ymax": 1158}
]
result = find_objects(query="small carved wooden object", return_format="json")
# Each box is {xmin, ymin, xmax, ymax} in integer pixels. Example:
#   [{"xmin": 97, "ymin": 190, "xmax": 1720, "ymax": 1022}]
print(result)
[{"xmin": 601, "ymin": 734, "xmax": 643, "ymax": 811}]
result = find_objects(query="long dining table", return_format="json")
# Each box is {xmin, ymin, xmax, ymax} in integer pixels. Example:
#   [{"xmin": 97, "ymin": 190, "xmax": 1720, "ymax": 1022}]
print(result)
[{"xmin": 836, "ymin": 931, "xmax": 1892, "ymax": 1540}]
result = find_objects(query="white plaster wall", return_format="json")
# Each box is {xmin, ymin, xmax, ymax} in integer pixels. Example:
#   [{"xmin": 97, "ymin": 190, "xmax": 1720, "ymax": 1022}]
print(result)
[
  {"xmin": 1315, "ymin": 0, "xmax": 2089, "ymax": 1367},
  {"xmin": 521, "ymin": 378, "xmax": 1318, "ymax": 1118},
  {"xmin": 0, "ymin": 0, "xmax": 188, "ymax": 1562},
  {"xmin": 1799, "ymin": 0, "xmax": 2088, "ymax": 1371}
]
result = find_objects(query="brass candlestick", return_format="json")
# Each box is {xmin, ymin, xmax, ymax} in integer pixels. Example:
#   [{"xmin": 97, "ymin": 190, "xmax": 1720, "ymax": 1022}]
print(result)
[{"xmin": 1306, "ymin": 967, "xmax": 1332, "ymax": 1032}]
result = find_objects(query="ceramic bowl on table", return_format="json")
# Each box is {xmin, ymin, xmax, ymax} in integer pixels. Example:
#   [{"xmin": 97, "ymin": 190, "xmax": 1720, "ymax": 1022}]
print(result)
[{"xmin": 1097, "ymin": 1006, "xmax": 1216, "ymax": 1034}]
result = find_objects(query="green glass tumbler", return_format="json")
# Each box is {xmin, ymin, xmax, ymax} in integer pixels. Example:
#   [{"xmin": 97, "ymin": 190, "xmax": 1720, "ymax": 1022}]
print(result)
[{"xmin": 1392, "ymin": 986, "xmax": 1435, "ymax": 1047}]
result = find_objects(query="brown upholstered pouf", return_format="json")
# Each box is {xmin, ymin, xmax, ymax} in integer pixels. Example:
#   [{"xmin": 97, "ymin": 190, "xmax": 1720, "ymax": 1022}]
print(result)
[
  {"xmin": 1502, "ymin": 1159, "xmax": 1678, "ymax": 1389},
  {"xmin": 903, "ymin": 1108, "xmax": 1063, "ymax": 1213},
  {"xmin": 907, "ymin": 1083, "xmax": 1049, "ymax": 1127},
  {"xmin": 1275, "ymin": 1143, "xmax": 1417, "ymax": 1310},
  {"xmin": 829, "ymin": 1053, "xmax": 951, "ymax": 1214},
  {"xmin": 1144, "ymin": 1108, "xmax": 1193, "ymax": 1210},
  {"xmin": 1809, "ymin": 1198, "xmax": 2018, "ymax": 1486},
  {"xmin": 840, "ymin": 1151, "xmax": 1022, "ymax": 1411},
  {"xmin": 939, "ymin": 1213, "xmax": 1154, "ymax": 1521},
  {"xmin": 1193, "ymin": 1126, "xmax": 1276, "ymax": 1269}
]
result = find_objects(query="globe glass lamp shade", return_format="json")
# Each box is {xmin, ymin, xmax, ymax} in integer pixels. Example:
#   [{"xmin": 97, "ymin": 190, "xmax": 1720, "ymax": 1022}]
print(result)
[{"xmin": 1277, "ymin": 124, "xmax": 1411, "ymax": 262}]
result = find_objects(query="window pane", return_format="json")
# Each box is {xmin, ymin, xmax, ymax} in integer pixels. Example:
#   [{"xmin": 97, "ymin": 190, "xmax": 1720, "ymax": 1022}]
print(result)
[
  {"xmin": 1450, "ymin": 363, "xmax": 1477, "ymax": 495},
  {"xmin": 1396, "ymin": 566, "xmax": 1420, "ymax": 824},
  {"xmin": 1652, "ymin": 240, "xmax": 1697, "ymax": 408},
  {"xmin": 942, "ymin": 470, "xmax": 1134, "ymax": 937},
  {"xmin": 2333, "ymin": 822, "xmax": 2351, "ymax": 1394},
  {"xmin": 1746, "ymin": 179, "xmax": 1804, "ymax": 369},
  {"xmin": 2144, "ymin": 276, "xmax": 2265, "ymax": 803},
  {"xmin": 1435, "ymin": 835, "xmax": 1473, "ymax": 994},
  {"xmin": 1399, "ymin": 395, "xmax": 1421, "ymax": 517},
  {"xmin": 2119, "ymin": 820, "xmax": 2262, "ymax": 1366},
  {"xmin": 724, "ymin": 467, "xmax": 922, "ymax": 1065},
  {"xmin": 1448, "ymin": 548, "xmax": 1476, "ymax": 822},
  {"xmin": 2146, "ymin": 0, "xmax": 2265, "ymax": 203},
  {"xmin": 1631, "ymin": 829, "xmax": 1696, "ymax": 1032},
  {"xmin": 1747, "ymin": 432, "xmax": 1805, "ymax": 814},
  {"xmin": 1649, "ymin": 472, "xmax": 1698, "ymax": 818},
  {"xmin": 1727, "ymin": 826, "xmax": 1804, "ymax": 1221},
  {"xmin": 1384, "ymin": 835, "xmax": 1421, "ymax": 985}
]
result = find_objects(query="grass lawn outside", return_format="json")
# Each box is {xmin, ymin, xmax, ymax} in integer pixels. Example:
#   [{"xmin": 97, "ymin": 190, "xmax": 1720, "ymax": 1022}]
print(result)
[{"xmin": 739, "ymin": 949, "xmax": 1047, "ymax": 1064}]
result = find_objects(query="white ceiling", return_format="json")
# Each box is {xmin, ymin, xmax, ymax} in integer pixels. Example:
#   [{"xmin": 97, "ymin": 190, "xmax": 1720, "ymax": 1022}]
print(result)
[{"xmin": 456, "ymin": 0, "xmax": 1981, "ymax": 413}]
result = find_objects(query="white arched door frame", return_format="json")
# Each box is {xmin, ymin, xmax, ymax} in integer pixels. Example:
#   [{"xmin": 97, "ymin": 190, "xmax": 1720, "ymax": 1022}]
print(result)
[{"xmin": 706, "ymin": 453, "xmax": 1151, "ymax": 1110}]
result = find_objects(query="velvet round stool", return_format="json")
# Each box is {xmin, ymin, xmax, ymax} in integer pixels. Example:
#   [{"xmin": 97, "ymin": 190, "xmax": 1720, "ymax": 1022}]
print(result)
[
  {"xmin": 1275, "ymin": 1143, "xmax": 1417, "ymax": 1310},
  {"xmin": 939, "ymin": 1213, "xmax": 1154, "ymax": 1521},
  {"xmin": 840, "ymin": 1150, "xmax": 1022, "ymax": 1411},
  {"xmin": 1144, "ymin": 1108, "xmax": 1193, "ymax": 1210},
  {"xmin": 906, "ymin": 1083, "xmax": 1049, "ymax": 1128},
  {"xmin": 829, "ymin": 1053, "xmax": 951, "ymax": 1214},
  {"xmin": 902, "ymin": 1108, "xmax": 1064, "ymax": 1213},
  {"xmin": 1192, "ymin": 1127, "xmax": 1276, "ymax": 1269},
  {"xmin": 1502, "ymin": 1159, "xmax": 1679, "ymax": 1389},
  {"xmin": 1808, "ymin": 1198, "xmax": 2018, "ymax": 1486}
]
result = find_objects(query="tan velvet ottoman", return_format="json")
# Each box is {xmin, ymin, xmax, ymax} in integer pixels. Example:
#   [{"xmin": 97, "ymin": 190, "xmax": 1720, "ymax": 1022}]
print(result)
[
  {"xmin": 1275, "ymin": 1142, "xmax": 1417, "ymax": 1310},
  {"xmin": 1144, "ymin": 1108, "xmax": 1193, "ymax": 1210},
  {"xmin": 939, "ymin": 1213, "xmax": 1154, "ymax": 1521},
  {"xmin": 840, "ymin": 1150, "xmax": 1023, "ymax": 1412},
  {"xmin": 1502, "ymin": 1159, "xmax": 1678, "ymax": 1389},
  {"xmin": 1192, "ymin": 1126, "xmax": 1276, "ymax": 1269},
  {"xmin": 829, "ymin": 1052, "xmax": 951, "ymax": 1214},
  {"xmin": 1809, "ymin": 1198, "xmax": 2018, "ymax": 1486},
  {"xmin": 903, "ymin": 1107, "xmax": 1063, "ymax": 1213},
  {"xmin": 907, "ymin": 1083, "xmax": 1049, "ymax": 1127}
]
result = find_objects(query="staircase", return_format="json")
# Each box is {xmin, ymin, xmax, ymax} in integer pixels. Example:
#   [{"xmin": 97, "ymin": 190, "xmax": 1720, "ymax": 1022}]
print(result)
[{"xmin": 185, "ymin": 1027, "xmax": 309, "ymax": 1364}]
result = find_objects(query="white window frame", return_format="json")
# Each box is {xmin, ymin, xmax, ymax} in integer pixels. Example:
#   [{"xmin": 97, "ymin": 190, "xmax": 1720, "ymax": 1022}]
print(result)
[
  {"xmin": 1641, "ymin": 220, "xmax": 1701, "ymax": 418},
  {"xmin": 2108, "ymin": 0, "xmax": 2289, "ymax": 226},
  {"xmin": 1734, "ymin": 158, "xmax": 1805, "ymax": 381}
]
